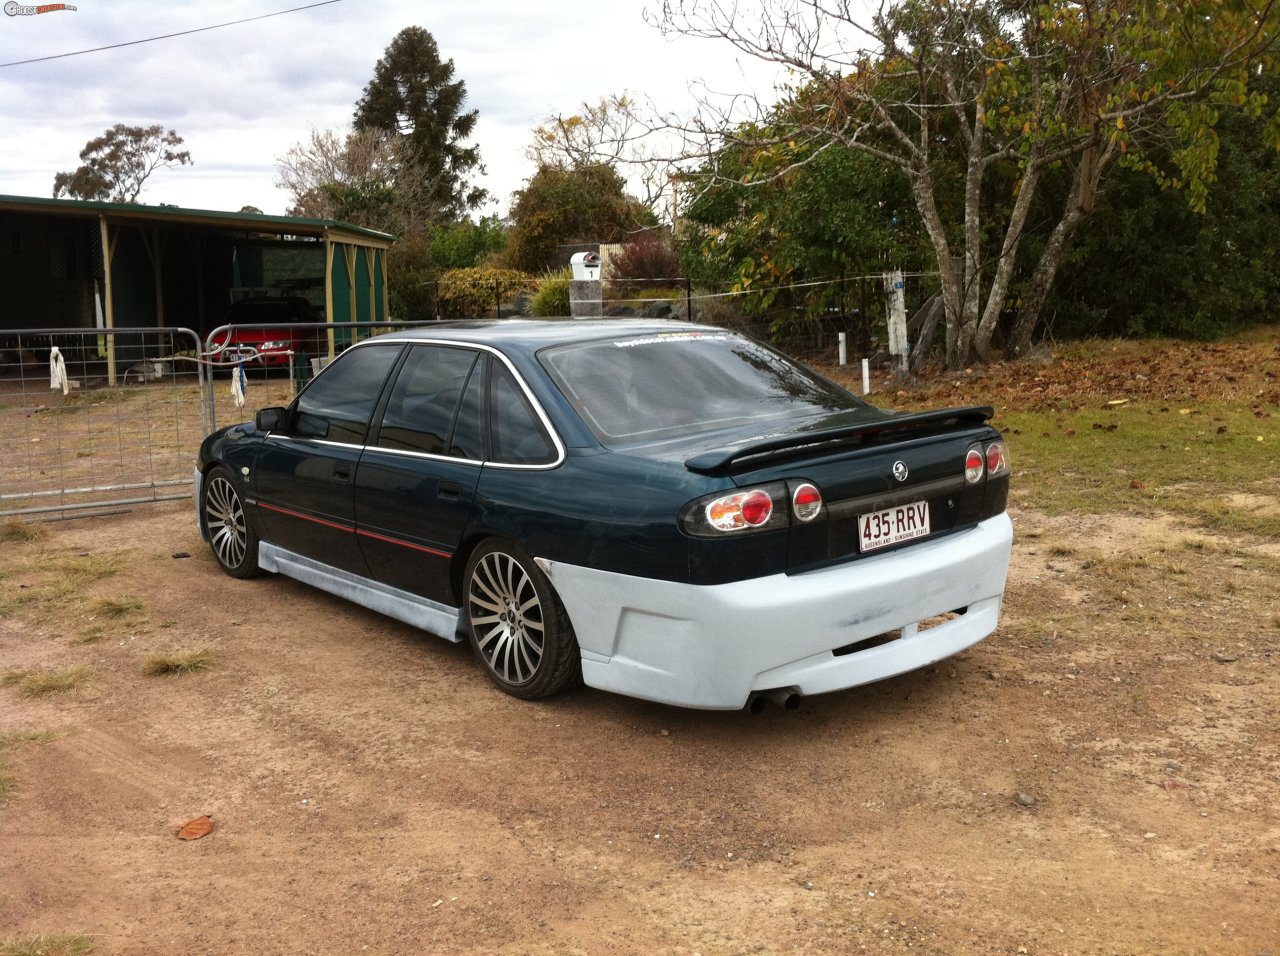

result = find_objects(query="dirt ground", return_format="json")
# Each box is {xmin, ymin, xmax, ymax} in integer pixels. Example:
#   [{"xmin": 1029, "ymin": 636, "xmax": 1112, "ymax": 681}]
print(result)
[{"xmin": 2, "ymin": 345, "xmax": 1279, "ymax": 954}]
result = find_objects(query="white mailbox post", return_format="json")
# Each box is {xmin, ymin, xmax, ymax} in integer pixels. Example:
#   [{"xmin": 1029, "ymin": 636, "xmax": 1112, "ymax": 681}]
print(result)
[
  {"xmin": 570, "ymin": 251, "xmax": 601, "ymax": 281},
  {"xmin": 569, "ymin": 251, "xmax": 602, "ymax": 315}
]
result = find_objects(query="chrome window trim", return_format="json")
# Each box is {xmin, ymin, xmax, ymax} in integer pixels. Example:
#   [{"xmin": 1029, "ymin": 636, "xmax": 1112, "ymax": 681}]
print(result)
[{"xmin": 285, "ymin": 337, "xmax": 568, "ymax": 471}]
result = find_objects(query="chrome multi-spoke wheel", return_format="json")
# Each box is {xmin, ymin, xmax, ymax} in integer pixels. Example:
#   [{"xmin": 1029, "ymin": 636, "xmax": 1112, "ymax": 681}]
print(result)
[
  {"xmin": 464, "ymin": 540, "xmax": 581, "ymax": 699},
  {"xmin": 202, "ymin": 467, "xmax": 261, "ymax": 578}
]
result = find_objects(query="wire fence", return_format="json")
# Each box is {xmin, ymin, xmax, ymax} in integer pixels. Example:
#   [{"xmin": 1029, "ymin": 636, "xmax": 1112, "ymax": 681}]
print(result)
[
  {"xmin": 599, "ymin": 270, "xmax": 941, "ymax": 365},
  {"xmin": 0, "ymin": 280, "xmax": 933, "ymax": 520},
  {"xmin": 0, "ymin": 328, "xmax": 221, "ymax": 518}
]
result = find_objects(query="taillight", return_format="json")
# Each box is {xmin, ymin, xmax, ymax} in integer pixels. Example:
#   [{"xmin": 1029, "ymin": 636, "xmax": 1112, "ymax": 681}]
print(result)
[
  {"xmin": 985, "ymin": 440, "xmax": 1010, "ymax": 478},
  {"xmin": 706, "ymin": 489, "xmax": 774, "ymax": 531},
  {"xmin": 680, "ymin": 482, "xmax": 798, "ymax": 536},
  {"xmin": 965, "ymin": 446, "xmax": 985, "ymax": 484},
  {"xmin": 791, "ymin": 483, "xmax": 823, "ymax": 522}
]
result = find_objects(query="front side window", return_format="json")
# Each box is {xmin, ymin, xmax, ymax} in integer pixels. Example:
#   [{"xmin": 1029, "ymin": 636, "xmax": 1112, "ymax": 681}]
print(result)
[
  {"xmin": 374, "ymin": 344, "xmax": 478, "ymax": 455},
  {"xmin": 292, "ymin": 344, "xmax": 400, "ymax": 444}
]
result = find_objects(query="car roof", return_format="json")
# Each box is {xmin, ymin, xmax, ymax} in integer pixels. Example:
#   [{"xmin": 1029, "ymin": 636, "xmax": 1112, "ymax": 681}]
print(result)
[{"xmin": 354, "ymin": 318, "xmax": 723, "ymax": 357}]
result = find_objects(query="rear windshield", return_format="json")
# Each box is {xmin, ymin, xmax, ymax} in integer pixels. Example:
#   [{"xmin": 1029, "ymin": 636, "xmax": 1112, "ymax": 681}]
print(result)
[{"xmin": 539, "ymin": 330, "xmax": 867, "ymax": 443}]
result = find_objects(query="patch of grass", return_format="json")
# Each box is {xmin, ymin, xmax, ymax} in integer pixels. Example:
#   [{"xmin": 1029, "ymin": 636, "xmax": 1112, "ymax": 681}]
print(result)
[
  {"xmin": 0, "ymin": 729, "xmax": 60, "ymax": 748},
  {"xmin": 3, "ymin": 665, "xmax": 93, "ymax": 699},
  {"xmin": 72, "ymin": 626, "xmax": 105, "ymax": 646},
  {"xmin": 0, "ymin": 933, "xmax": 95, "ymax": 956},
  {"xmin": 141, "ymin": 648, "xmax": 212, "ymax": 676},
  {"xmin": 91, "ymin": 596, "xmax": 144, "ymax": 619},
  {"xmin": 0, "ymin": 521, "xmax": 47, "ymax": 543},
  {"xmin": 999, "ymin": 401, "xmax": 1280, "ymax": 537},
  {"xmin": 0, "ymin": 551, "xmax": 132, "ymax": 621}
]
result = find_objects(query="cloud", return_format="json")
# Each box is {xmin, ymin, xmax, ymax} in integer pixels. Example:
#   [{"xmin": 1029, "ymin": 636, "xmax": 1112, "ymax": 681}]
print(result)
[{"xmin": 0, "ymin": 0, "xmax": 782, "ymax": 214}]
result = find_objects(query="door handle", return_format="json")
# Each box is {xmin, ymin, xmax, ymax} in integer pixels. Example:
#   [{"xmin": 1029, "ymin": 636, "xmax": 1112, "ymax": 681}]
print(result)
[
  {"xmin": 439, "ymin": 479, "xmax": 461, "ymax": 500},
  {"xmin": 333, "ymin": 463, "xmax": 351, "ymax": 482}
]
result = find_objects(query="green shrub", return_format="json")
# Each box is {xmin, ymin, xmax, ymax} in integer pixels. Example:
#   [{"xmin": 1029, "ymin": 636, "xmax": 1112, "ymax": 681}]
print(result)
[
  {"xmin": 429, "ymin": 216, "xmax": 508, "ymax": 271},
  {"xmin": 437, "ymin": 267, "xmax": 536, "ymax": 319},
  {"xmin": 387, "ymin": 234, "xmax": 438, "ymax": 322},
  {"xmin": 530, "ymin": 268, "xmax": 572, "ymax": 317}
]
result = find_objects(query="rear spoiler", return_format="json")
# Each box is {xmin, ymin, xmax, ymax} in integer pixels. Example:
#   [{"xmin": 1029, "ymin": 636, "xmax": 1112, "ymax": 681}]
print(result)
[{"xmin": 684, "ymin": 406, "xmax": 995, "ymax": 476}]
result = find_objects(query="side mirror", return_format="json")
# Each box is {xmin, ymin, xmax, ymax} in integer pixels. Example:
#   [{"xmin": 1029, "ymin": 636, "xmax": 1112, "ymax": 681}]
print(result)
[{"xmin": 255, "ymin": 407, "xmax": 285, "ymax": 432}]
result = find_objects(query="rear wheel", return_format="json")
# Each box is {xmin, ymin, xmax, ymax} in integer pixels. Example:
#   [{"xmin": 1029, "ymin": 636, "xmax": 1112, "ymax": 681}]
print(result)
[
  {"xmin": 202, "ymin": 466, "xmax": 262, "ymax": 579},
  {"xmin": 463, "ymin": 540, "xmax": 581, "ymax": 700}
]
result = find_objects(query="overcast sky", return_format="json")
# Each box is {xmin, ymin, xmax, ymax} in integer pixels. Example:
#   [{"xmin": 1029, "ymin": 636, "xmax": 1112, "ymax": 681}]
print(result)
[{"xmin": 0, "ymin": 0, "xmax": 783, "ymax": 217}]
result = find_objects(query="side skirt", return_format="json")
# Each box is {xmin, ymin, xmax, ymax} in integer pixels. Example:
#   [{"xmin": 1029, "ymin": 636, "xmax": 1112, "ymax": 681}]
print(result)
[{"xmin": 259, "ymin": 542, "xmax": 464, "ymax": 643}]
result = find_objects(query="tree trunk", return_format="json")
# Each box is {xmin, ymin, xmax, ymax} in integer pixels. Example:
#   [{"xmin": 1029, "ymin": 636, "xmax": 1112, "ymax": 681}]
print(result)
[
  {"xmin": 975, "ymin": 159, "xmax": 1042, "ymax": 360},
  {"xmin": 910, "ymin": 295, "xmax": 945, "ymax": 372},
  {"xmin": 1010, "ymin": 141, "xmax": 1110, "ymax": 356},
  {"xmin": 908, "ymin": 171, "xmax": 964, "ymax": 369},
  {"xmin": 955, "ymin": 125, "xmax": 986, "ymax": 369}
]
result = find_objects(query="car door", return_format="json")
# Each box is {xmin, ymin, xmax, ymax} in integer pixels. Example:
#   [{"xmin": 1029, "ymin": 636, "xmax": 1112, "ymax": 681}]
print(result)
[
  {"xmin": 253, "ymin": 343, "xmax": 402, "ymax": 576},
  {"xmin": 353, "ymin": 343, "xmax": 485, "ymax": 604}
]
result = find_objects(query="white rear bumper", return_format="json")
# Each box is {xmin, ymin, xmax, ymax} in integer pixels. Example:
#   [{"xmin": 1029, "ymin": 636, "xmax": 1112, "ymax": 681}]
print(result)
[{"xmin": 540, "ymin": 513, "xmax": 1013, "ymax": 709}]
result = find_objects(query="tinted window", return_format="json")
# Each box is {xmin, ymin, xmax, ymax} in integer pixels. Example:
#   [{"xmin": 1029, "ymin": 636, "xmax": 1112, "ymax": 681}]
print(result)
[
  {"xmin": 540, "ymin": 330, "xmax": 868, "ymax": 443},
  {"xmin": 490, "ymin": 362, "xmax": 556, "ymax": 465},
  {"xmin": 450, "ymin": 357, "xmax": 486, "ymax": 460},
  {"xmin": 375, "ymin": 345, "xmax": 478, "ymax": 455},
  {"xmin": 293, "ymin": 344, "xmax": 400, "ymax": 444}
]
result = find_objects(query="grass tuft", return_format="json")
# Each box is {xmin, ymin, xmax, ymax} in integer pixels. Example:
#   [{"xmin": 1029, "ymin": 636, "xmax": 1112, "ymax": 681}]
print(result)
[
  {"xmin": 0, "ymin": 933, "xmax": 95, "ymax": 956},
  {"xmin": 0, "ymin": 729, "xmax": 60, "ymax": 748},
  {"xmin": 72, "ymin": 626, "xmax": 105, "ymax": 646},
  {"xmin": 3, "ymin": 665, "xmax": 93, "ymax": 699},
  {"xmin": 141, "ymin": 648, "xmax": 212, "ymax": 676},
  {"xmin": 91, "ymin": 596, "xmax": 144, "ymax": 619},
  {"xmin": 0, "ymin": 521, "xmax": 47, "ymax": 544}
]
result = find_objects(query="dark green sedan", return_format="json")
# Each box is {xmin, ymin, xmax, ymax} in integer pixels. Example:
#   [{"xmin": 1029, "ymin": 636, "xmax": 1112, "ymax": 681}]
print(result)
[{"xmin": 196, "ymin": 319, "xmax": 1012, "ymax": 710}]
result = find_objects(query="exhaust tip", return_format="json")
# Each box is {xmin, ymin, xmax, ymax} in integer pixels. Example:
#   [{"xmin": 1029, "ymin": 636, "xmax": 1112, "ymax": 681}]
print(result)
[
  {"xmin": 765, "ymin": 687, "xmax": 801, "ymax": 711},
  {"xmin": 747, "ymin": 694, "xmax": 767, "ymax": 715}
]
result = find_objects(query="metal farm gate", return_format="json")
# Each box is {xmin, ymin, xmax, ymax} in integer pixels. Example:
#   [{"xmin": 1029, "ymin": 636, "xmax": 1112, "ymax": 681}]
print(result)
[
  {"xmin": 1, "ymin": 322, "xmax": 429, "ymax": 520},
  {"xmin": 0, "ymin": 327, "xmax": 289, "ymax": 519}
]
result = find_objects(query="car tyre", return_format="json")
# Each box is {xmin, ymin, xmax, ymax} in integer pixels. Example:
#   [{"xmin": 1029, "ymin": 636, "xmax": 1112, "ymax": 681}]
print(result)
[
  {"xmin": 463, "ymin": 539, "xmax": 581, "ymax": 700},
  {"xmin": 202, "ymin": 465, "xmax": 262, "ymax": 579}
]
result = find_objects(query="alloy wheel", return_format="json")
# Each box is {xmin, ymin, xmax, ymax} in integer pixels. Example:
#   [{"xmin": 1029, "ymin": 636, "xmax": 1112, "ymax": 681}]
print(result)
[{"xmin": 467, "ymin": 550, "xmax": 545, "ymax": 686}]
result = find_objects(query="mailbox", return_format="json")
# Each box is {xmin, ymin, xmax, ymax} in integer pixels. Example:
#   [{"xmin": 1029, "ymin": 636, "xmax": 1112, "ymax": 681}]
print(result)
[{"xmin": 570, "ymin": 251, "xmax": 601, "ymax": 281}]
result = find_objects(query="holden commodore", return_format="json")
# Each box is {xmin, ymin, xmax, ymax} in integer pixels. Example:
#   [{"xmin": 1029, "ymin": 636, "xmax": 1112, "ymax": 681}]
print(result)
[{"xmin": 195, "ymin": 319, "xmax": 1012, "ymax": 710}]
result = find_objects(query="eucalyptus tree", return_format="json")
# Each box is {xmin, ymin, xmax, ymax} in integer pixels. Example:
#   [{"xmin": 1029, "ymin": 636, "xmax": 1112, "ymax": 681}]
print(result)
[
  {"xmin": 659, "ymin": 0, "xmax": 1280, "ymax": 366},
  {"xmin": 53, "ymin": 124, "xmax": 192, "ymax": 203}
]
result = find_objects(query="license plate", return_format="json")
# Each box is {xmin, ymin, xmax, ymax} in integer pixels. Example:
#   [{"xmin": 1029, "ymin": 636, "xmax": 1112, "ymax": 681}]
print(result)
[{"xmin": 857, "ymin": 501, "xmax": 930, "ymax": 553}]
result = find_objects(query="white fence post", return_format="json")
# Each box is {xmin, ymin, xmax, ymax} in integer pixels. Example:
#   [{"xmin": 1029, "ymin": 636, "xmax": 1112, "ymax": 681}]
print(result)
[{"xmin": 884, "ymin": 268, "xmax": 909, "ymax": 379}]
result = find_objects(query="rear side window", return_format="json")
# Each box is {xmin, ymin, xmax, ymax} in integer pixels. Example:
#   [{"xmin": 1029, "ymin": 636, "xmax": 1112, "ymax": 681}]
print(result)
[
  {"xmin": 374, "ymin": 345, "xmax": 478, "ymax": 455},
  {"xmin": 450, "ymin": 358, "xmax": 486, "ymax": 461},
  {"xmin": 490, "ymin": 361, "xmax": 556, "ymax": 465},
  {"xmin": 293, "ymin": 344, "xmax": 400, "ymax": 444}
]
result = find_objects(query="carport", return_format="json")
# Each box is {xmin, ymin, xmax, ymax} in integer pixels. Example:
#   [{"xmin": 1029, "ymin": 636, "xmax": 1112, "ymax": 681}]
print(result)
[{"xmin": 0, "ymin": 194, "xmax": 394, "ymax": 382}]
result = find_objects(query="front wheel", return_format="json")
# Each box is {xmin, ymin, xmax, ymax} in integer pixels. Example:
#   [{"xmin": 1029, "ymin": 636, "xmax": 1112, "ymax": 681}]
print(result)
[
  {"xmin": 202, "ymin": 466, "xmax": 262, "ymax": 579},
  {"xmin": 463, "ymin": 540, "xmax": 581, "ymax": 700}
]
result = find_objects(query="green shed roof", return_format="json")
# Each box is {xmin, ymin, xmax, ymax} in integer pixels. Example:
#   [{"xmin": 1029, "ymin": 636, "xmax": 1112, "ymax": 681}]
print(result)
[{"xmin": 0, "ymin": 193, "xmax": 396, "ymax": 246}]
